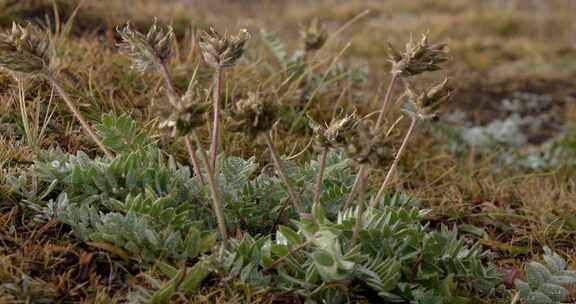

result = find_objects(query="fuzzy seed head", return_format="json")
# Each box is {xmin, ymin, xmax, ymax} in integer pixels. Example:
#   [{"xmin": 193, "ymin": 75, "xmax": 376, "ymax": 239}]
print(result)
[
  {"xmin": 300, "ymin": 19, "xmax": 328, "ymax": 53},
  {"xmin": 344, "ymin": 120, "xmax": 394, "ymax": 169},
  {"xmin": 158, "ymin": 100, "xmax": 209, "ymax": 138},
  {"xmin": 158, "ymin": 80, "xmax": 208, "ymax": 137},
  {"xmin": 117, "ymin": 21, "xmax": 174, "ymax": 72},
  {"xmin": 199, "ymin": 27, "xmax": 250, "ymax": 69},
  {"xmin": 310, "ymin": 112, "xmax": 358, "ymax": 148},
  {"xmin": 388, "ymin": 33, "xmax": 448, "ymax": 77},
  {"xmin": 0, "ymin": 23, "xmax": 51, "ymax": 74},
  {"xmin": 404, "ymin": 78, "xmax": 453, "ymax": 120},
  {"xmin": 227, "ymin": 92, "xmax": 278, "ymax": 139}
]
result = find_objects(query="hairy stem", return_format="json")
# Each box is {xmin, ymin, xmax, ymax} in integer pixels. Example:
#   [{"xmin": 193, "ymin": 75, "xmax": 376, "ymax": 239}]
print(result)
[
  {"xmin": 209, "ymin": 66, "xmax": 223, "ymax": 171},
  {"xmin": 264, "ymin": 132, "xmax": 307, "ymax": 217},
  {"xmin": 157, "ymin": 64, "xmax": 206, "ymax": 188},
  {"xmin": 313, "ymin": 147, "xmax": 329, "ymax": 205},
  {"xmin": 370, "ymin": 117, "xmax": 417, "ymax": 208},
  {"xmin": 375, "ymin": 73, "xmax": 398, "ymax": 129},
  {"xmin": 351, "ymin": 169, "xmax": 367, "ymax": 246},
  {"xmin": 341, "ymin": 166, "xmax": 364, "ymax": 212},
  {"xmin": 194, "ymin": 133, "xmax": 228, "ymax": 247},
  {"xmin": 158, "ymin": 62, "xmax": 179, "ymax": 107},
  {"xmin": 44, "ymin": 74, "xmax": 114, "ymax": 160},
  {"xmin": 343, "ymin": 73, "xmax": 399, "ymax": 209},
  {"xmin": 184, "ymin": 136, "xmax": 205, "ymax": 187}
]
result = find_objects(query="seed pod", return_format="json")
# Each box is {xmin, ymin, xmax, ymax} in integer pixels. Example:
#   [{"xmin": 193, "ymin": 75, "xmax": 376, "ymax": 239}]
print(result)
[
  {"xmin": 300, "ymin": 19, "xmax": 328, "ymax": 53},
  {"xmin": 157, "ymin": 79, "xmax": 208, "ymax": 137},
  {"xmin": 344, "ymin": 120, "xmax": 395, "ymax": 170},
  {"xmin": 117, "ymin": 21, "xmax": 174, "ymax": 72},
  {"xmin": 158, "ymin": 99, "xmax": 209, "ymax": 138},
  {"xmin": 404, "ymin": 78, "xmax": 453, "ymax": 120},
  {"xmin": 227, "ymin": 92, "xmax": 278, "ymax": 139},
  {"xmin": 309, "ymin": 112, "xmax": 358, "ymax": 148},
  {"xmin": 388, "ymin": 33, "xmax": 448, "ymax": 77},
  {"xmin": 0, "ymin": 23, "xmax": 51, "ymax": 74},
  {"xmin": 199, "ymin": 27, "xmax": 250, "ymax": 68}
]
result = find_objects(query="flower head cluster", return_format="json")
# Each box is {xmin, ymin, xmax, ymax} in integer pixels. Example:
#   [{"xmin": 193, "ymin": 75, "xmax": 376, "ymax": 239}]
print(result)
[
  {"xmin": 344, "ymin": 120, "xmax": 395, "ymax": 169},
  {"xmin": 0, "ymin": 23, "xmax": 51, "ymax": 74},
  {"xmin": 309, "ymin": 112, "xmax": 358, "ymax": 149},
  {"xmin": 403, "ymin": 78, "xmax": 453, "ymax": 120},
  {"xmin": 300, "ymin": 19, "xmax": 328, "ymax": 53},
  {"xmin": 388, "ymin": 33, "xmax": 448, "ymax": 77},
  {"xmin": 199, "ymin": 27, "xmax": 250, "ymax": 69},
  {"xmin": 227, "ymin": 92, "xmax": 278, "ymax": 139},
  {"xmin": 158, "ymin": 82, "xmax": 209, "ymax": 137},
  {"xmin": 117, "ymin": 21, "xmax": 174, "ymax": 72}
]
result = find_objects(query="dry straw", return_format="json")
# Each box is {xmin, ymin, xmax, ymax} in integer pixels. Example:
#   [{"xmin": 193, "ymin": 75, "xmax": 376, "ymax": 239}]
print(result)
[{"xmin": 0, "ymin": 23, "xmax": 114, "ymax": 159}]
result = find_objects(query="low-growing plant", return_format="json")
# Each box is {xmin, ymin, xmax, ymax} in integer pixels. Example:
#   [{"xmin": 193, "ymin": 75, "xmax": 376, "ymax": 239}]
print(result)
[
  {"xmin": 515, "ymin": 247, "xmax": 576, "ymax": 304},
  {"xmin": 2, "ymin": 19, "xmax": 504, "ymax": 303}
]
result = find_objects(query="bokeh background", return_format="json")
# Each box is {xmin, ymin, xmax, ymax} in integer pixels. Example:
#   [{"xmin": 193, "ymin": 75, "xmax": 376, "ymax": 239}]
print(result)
[{"xmin": 3, "ymin": 0, "xmax": 576, "ymax": 131}]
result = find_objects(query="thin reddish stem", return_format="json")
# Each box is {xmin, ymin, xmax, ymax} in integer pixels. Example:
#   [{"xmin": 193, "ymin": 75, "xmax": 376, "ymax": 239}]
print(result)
[
  {"xmin": 341, "ymin": 166, "xmax": 364, "ymax": 212},
  {"xmin": 264, "ymin": 132, "xmax": 307, "ymax": 217},
  {"xmin": 184, "ymin": 136, "xmax": 205, "ymax": 187},
  {"xmin": 344, "ymin": 73, "xmax": 399, "ymax": 210},
  {"xmin": 45, "ymin": 74, "xmax": 114, "ymax": 160},
  {"xmin": 209, "ymin": 66, "xmax": 223, "ymax": 171},
  {"xmin": 375, "ymin": 74, "xmax": 399, "ymax": 129},
  {"xmin": 370, "ymin": 117, "xmax": 417, "ymax": 208},
  {"xmin": 351, "ymin": 169, "xmax": 367, "ymax": 246},
  {"xmin": 313, "ymin": 147, "xmax": 329, "ymax": 205},
  {"xmin": 194, "ymin": 133, "xmax": 229, "ymax": 248}
]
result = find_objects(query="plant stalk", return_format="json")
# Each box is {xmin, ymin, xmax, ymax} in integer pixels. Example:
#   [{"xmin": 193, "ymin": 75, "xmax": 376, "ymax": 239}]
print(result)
[
  {"xmin": 44, "ymin": 74, "xmax": 114, "ymax": 160},
  {"xmin": 193, "ymin": 133, "xmax": 228, "ymax": 247},
  {"xmin": 264, "ymin": 132, "xmax": 307, "ymax": 217},
  {"xmin": 313, "ymin": 147, "xmax": 329, "ymax": 205},
  {"xmin": 157, "ymin": 64, "xmax": 206, "ymax": 189},
  {"xmin": 343, "ymin": 73, "xmax": 399, "ymax": 209},
  {"xmin": 351, "ymin": 169, "xmax": 367, "ymax": 246},
  {"xmin": 341, "ymin": 166, "xmax": 364, "ymax": 212},
  {"xmin": 370, "ymin": 116, "xmax": 417, "ymax": 208},
  {"xmin": 209, "ymin": 66, "xmax": 223, "ymax": 171},
  {"xmin": 375, "ymin": 73, "xmax": 398, "ymax": 128},
  {"xmin": 184, "ymin": 136, "xmax": 205, "ymax": 187},
  {"xmin": 158, "ymin": 63, "xmax": 179, "ymax": 107}
]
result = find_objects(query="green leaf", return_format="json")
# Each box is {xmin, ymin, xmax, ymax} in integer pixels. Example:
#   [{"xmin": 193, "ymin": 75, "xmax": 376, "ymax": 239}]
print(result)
[
  {"xmin": 179, "ymin": 260, "xmax": 212, "ymax": 293},
  {"xmin": 260, "ymin": 30, "xmax": 288, "ymax": 67},
  {"xmin": 525, "ymin": 291, "xmax": 553, "ymax": 304},
  {"xmin": 151, "ymin": 269, "xmax": 185, "ymax": 303},
  {"xmin": 527, "ymin": 262, "xmax": 552, "ymax": 288},
  {"xmin": 278, "ymin": 225, "xmax": 302, "ymax": 246},
  {"xmin": 271, "ymin": 244, "xmax": 289, "ymax": 258},
  {"xmin": 543, "ymin": 247, "xmax": 567, "ymax": 273},
  {"xmin": 539, "ymin": 283, "xmax": 567, "ymax": 302},
  {"xmin": 313, "ymin": 251, "xmax": 335, "ymax": 267},
  {"xmin": 97, "ymin": 113, "xmax": 149, "ymax": 153}
]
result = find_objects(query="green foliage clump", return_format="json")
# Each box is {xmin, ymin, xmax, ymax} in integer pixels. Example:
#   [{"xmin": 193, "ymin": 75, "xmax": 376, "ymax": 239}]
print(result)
[
  {"xmin": 217, "ymin": 201, "xmax": 501, "ymax": 303},
  {"xmin": 8, "ymin": 114, "xmax": 214, "ymax": 262},
  {"xmin": 96, "ymin": 113, "xmax": 149, "ymax": 153},
  {"xmin": 515, "ymin": 247, "xmax": 576, "ymax": 304}
]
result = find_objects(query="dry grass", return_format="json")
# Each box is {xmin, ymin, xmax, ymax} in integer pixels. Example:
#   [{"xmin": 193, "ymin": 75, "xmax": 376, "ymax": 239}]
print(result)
[{"xmin": 1, "ymin": 0, "xmax": 576, "ymax": 302}]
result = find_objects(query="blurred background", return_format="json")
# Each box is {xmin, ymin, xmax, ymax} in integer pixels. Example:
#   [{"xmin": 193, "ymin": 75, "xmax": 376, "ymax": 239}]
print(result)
[{"xmin": 1, "ymin": 0, "xmax": 576, "ymax": 163}]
